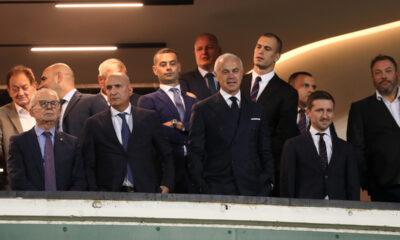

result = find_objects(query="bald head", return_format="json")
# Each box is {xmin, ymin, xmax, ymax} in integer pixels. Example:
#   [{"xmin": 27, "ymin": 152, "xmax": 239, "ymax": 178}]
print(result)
[{"xmin": 40, "ymin": 63, "xmax": 75, "ymax": 98}]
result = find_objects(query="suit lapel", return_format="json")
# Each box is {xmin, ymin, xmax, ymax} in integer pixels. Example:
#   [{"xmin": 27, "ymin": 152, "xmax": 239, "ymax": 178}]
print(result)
[
  {"xmin": 27, "ymin": 128, "xmax": 45, "ymax": 182},
  {"xmin": 305, "ymin": 132, "xmax": 325, "ymax": 173},
  {"xmin": 209, "ymin": 93, "xmax": 237, "ymax": 142},
  {"xmin": 372, "ymin": 94, "xmax": 400, "ymax": 128},
  {"xmin": 7, "ymin": 103, "xmax": 24, "ymax": 133},
  {"xmin": 103, "ymin": 109, "xmax": 126, "ymax": 153},
  {"xmin": 182, "ymin": 93, "xmax": 194, "ymax": 122},
  {"xmin": 233, "ymin": 95, "xmax": 251, "ymax": 139},
  {"xmin": 63, "ymin": 91, "xmax": 81, "ymax": 121},
  {"xmin": 241, "ymin": 73, "xmax": 252, "ymax": 97},
  {"xmin": 156, "ymin": 89, "xmax": 180, "ymax": 119},
  {"xmin": 194, "ymin": 70, "xmax": 212, "ymax": 95},
  {"xmin": 257, "ymin": 74, "xmax": 279, "ymax": 103}
]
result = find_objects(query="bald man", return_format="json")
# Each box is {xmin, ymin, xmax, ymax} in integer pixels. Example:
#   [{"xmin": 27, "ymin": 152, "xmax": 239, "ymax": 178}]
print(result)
[
  {"xmin": 180, "ymin": 33, "xmax": 222, "ymax": 100},
  {"xmin": 82, "ymin": 73, "xmax": 175, "ymax": 193},
  {"xmin": 40, "ymin": 63, "xmax": 101, "ymax": 138}
]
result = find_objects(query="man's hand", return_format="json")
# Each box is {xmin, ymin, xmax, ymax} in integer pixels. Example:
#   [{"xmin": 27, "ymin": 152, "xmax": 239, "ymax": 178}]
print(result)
[
  {"xmin": 160, "ymin": 185, "xmax": 169, "ymax": 194},
  {"xmin": 186, "ymin": 92, "xmax": 197, "ymax": 99},
  {"xmin": 162, "ymin": 120, "xmax": 185, "ymax": 131}
]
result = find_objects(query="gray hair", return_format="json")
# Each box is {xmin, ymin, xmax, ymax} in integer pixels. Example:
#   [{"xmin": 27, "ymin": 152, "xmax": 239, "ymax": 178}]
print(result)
[
  {"xmin": 29, "ymin": 88, "xmax": 59, "ymax": 109},
  {"xmin": 214, "ymin": 53, "xmax": 243, "ymax": 72},
  {"xmin": 98, "ymin": 58, "xmax": 127, "ymax": 79}
]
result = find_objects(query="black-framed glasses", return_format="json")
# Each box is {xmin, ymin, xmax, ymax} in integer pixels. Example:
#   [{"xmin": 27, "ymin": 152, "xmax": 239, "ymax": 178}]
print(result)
[{"xmin": 38, "ymin": 100, "xmax": 60, "ymax": 109}]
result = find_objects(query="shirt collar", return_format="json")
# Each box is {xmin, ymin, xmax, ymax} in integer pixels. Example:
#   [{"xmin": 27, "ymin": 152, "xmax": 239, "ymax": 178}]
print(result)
[
  {"xmin": 220, "ymin": 89, "xmax": 241, "ymax": 103},
  {"xmin": 376, "ymin": 86, "xmax": 400, "ymax": 101},
  {"xmin": 159, "ymin": 84, "xmax": 181, "ymax": 94},
  {"xmin": 309, "ymin": 126, "xmax": 331, "ymax": 137},
  {"xmin": 110, "ymin": 104, "xmax": 132, "ymax": 117},
  {"xmin": 63, "ymin": 89, "xmax": 77, "ymax": 102},
  {"xmin": 14, "ymin": 102, "xmax": 29, "ymax": 115},
  {"xmin": 198, "ymin": 67, "xmax": 214, "ymax": 78},
  {"xmin": 34, "ymin": 125, "xmax": 55, "ymax": 137},
  {"xmin": 252, "ymin": 70, "xmax": 275, "ymax": 83}
]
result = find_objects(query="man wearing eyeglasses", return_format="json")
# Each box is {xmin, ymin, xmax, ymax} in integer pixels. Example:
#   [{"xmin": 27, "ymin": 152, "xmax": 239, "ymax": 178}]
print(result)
[
  {"xmin": 7, "ymin": 88, "xmax": 87, "ymax": 191},
  {"xmin": 0, "ymin": 65, "xmax": 37, "ymax": 190}
]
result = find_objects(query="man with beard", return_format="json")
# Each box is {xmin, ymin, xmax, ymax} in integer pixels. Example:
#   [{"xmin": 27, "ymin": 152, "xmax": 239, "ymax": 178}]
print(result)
[{"xmin": 347, "ymin": 55, "xmax": 400, "ymax": 202}]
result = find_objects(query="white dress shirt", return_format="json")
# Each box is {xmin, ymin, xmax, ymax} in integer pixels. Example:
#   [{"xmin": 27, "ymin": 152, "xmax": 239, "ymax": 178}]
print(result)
[
  {"xmin": 110, "ymin": 104, "xmax": 133, "ymax": 187},
  {"xmin": 250, "ymin": 71, "xmax": 275, "ymax": 100},
  {"xmin": 59, "ymin": 89, "xmax": 77, "ymax": 131},
  {"xmin": 14, "ymin": 103, "xmax": 35, "ymax": 131},
  {"xmin": 376, "ymin": 86, "xmax": 400, "ymax": 127},
  {"xmin": 159, "ymin": 84, "xmax": 186, "ymax": 110},
  {"xmin": 220, "ymin": 89, "xmax": 241, "ymax": 108},
  {"xmin": 309, "ymin": 126, "xmax": 333, "ymax": 164}
]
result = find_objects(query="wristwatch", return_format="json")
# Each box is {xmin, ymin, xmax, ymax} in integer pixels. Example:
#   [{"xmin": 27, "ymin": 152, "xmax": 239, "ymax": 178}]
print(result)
[{"xmin": 172, "ymin": 119, "xmax": 178, "ymax": 128}]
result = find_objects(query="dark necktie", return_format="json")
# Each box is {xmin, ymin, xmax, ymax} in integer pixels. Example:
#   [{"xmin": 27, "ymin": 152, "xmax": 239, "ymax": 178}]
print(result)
[
  {"xmin": 250, "ymin": 76, "xmax": 262, "ymax": 102},
  {"xmin": 170, "ymin": 88, "xmax": 185, "ymax": 121},
  {"xmin": 43, "ymin": 132, "xmax": 56, "ymax": 191},
  {"xmin": 205, "ymin": 73, "xmax": 218, "ymax": 94},
  {"xmin": 316, "ymin": 133, "xmax": 328, "ymax": 171},
  {"xmin": 117, "ymin": 113, "xmax": 134, "ymax": 184},
  {"xmin": 58, "ymin": 99, "xmax": 67, "ymax": 131},
  {"xmin": 298, "ymin": 108, "xmax": 307, "ymax": 134},
  {"xmin": 230, "ymin": 96, "xmax": 240, "ymax": 123}
]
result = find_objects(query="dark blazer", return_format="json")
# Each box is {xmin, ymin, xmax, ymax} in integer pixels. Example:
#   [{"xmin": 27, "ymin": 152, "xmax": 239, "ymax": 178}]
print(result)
[
  {"xmin": 347, "ymin": 94, "xmax": 400, "ymax": 190},
  {"xmin": 280, "ymin": 132, "xmax": 359, "ymax": 200},
  {"xmin": 91, "ymin": 92, "xmax": 141, "ymax": 113},
  {"xmin": 7, "ymin": 128, "xmax": 86, "ymax": 191},
  {"xmin": 62, "ymin": 91, "xmax": 101, "ymax": 138},
  {"xmin": 180, "ymin": 69, "xmax": 213, "ymax": 100},
  {"xmin": 137, "ymin": 88, "xmax": 198, "ymax": 192},
  {"xmin": 82, "ymin": 106, "xmax": 175, "ymax": 192},
  {"xmin": 188, "ymin": 93, "xmax": 274, "ymax": 196}
]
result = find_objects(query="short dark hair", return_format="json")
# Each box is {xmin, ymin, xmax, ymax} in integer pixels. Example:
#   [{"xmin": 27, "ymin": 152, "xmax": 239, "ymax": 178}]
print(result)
[
  {"xmin": 261, "ymin": 33, "xmax": 283, "ymax": 53},
  {"xmin": 6, "ymin": 65, "xmax": 36, "ymax": 87},
  {"xmin": 370, "ymin": 54, "xmax": 397, "ymax": 72},
  {"xmin": 307, "ymin": 90, "xmax": 335, "ymax": 110},
  {"xmin": 288, "ymin": 71, "xmax": 313, "ymax": 86},
  {"xmin": 153, "ymin": 48, "xmax": 179, "ymax": 65}
]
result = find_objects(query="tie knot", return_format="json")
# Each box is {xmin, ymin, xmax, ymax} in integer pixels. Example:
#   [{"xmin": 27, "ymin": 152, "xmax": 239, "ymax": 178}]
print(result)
[
  {"xmin": 299, "ymin": 108, "xmax": 306, "ymax": 113},
  {"xmin": 117, "ymin": 112, "xmax": 127, "ymax": 120},
  {"xmin": 230, "ymin": 96, "xmax": 238, "ymax": 103},
  {"xmin": 170, "ymin": 88, "xmax": 179, "ymax": 94},
  {"xmin": 205, "ymin": 73, "xmax": 214, "ymax": 79},
  {"xmin": 42, "ymin": 131, "xmax": 52, "ymax": 138},
  {"xmin": 60, "ymin": 99, "xmax": 67, "ymax": 106},
  {"xmin": 316, "ymin": 132, "xmax": 326, "ymax": 137},
  {"xmin": 255, "ymin": 76, "xmax": 262, "ymax": 83}
]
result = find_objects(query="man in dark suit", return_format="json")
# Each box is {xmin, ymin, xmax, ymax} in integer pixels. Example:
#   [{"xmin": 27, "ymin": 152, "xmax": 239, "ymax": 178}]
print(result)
[
  {"xmin": 7, "ymin": 88, "xmax": 86, "ymax": 191},
  {"xmin": 241, "ymin": 33, "xmax": 298, "ymax": 195},
  {"xmin": 288, "ymin": 71, "xmax": 337, "ymax": 137},
  {"xmin": 96, "ymin": 58, "xmax": 141, "ymax": 108},
  {"xmin": 188, "ymin": 53, "xmax": 274, "ymax": 196},
  {"xmin": 138, "ymin": 48, "xmax": 198, "ymax": 193},
  {"xmin": 347, "ymin": 55, "xmax": 400, "ymax": 202},
  {"xmin": 82, "ymin": 72, "xmax": 174, "ymax": 193},
  {"xmin": 281, "ymin": 91, "xmax": 359, "ymax": 200},
  {"xmin": 39, "ymin": 63, "xmax": 100, "ymax": 138},
  {"xmin": 180, "ymin": 33, "xmax": 222, "ymax": 100},
  {"xmin": 0, "ymin": 65, "xmax": 37, "ymax": 189}
]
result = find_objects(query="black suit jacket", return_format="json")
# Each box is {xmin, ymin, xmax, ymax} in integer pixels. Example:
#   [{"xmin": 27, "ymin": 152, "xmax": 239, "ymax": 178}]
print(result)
[
  {"xmin": 188, "ymin": 93, "xmax": 274, "ymax": 196},
  {"xmin": 7, "ymin": 128, "xmax": 86, "ymax": 191},
  {"xmin": 82, "ymin": 106, "xmax": 175, "ymax": 192},
  {"xmin": 347, "ymin": 94, "xmax": 400, "ymax": 190},
  {"xmin": 280, "ymin": 132, "xmax": 359, "ymax": 200},
  {"xmin": 180, "ymin": 69, "xmax": 213, "ymax": 100}
]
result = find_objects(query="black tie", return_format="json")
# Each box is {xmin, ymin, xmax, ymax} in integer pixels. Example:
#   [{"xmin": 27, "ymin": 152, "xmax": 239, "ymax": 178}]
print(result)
[
  {"xmin": 316, "ymin": 133, "xmax": 328, "ymax": 171},
  {"xmin": 205, "ymin": 73, "xmax": 218, "ymax": 94},
  {"xmin": 298, "ymin": 108, "xmax": 307, "ymax": 134},
  {"xmin": 230, "ymin": 96, "xmax": 239, "ymax": 123},
  {"xmin": 117, "ymin": 113, "xmax": 134, "ymax": 185}
]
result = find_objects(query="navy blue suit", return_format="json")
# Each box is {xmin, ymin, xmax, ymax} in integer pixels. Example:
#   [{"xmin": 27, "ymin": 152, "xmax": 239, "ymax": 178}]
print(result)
[
  {"xmin": 188, "ymin": 93, "xmax": 274, "ymax": 196},
  {"xmin": 138, "ymin": 88, "xmax": 198, "ymax": 193},
  {"xmin": 7, "ymin": 128, "xmax": 87, "ymax": 191},
  {"xmin": 82, "ymin": 106, "xmax": 175, "ymax": 192}
]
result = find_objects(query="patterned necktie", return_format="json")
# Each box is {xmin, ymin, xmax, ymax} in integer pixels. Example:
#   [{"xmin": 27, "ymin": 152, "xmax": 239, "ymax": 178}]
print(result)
[
  {"xmin": 170, "ymin": 88, "xmax": 185, "ymax": 121},
  {"xmin": 230, "ymin": 96, "xmax": 240, "ymax": 123},
  {"xmin": 250, "ymin": 76, "xmax": 262, "ymax": 102},
  {"xmin": 117, "ymin": 113, "xmax": 134, "ymax": 184},
  {"xmin": 43, "ymin": 132, "xmax": 56, "ymax": 191},
  {"xmin": 298, "ymin": 108, "xmax": 307, "ymax": 134},
  {"xmin": 205, "ymin": 73, "xmax": 218, "ymax": 94},
  {"xmin": 316, "ymin": 133, "xmax": 328, "ymax": 171}
]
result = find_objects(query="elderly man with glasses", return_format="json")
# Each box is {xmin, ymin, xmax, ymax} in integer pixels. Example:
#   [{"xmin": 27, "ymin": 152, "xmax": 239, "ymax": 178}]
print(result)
[{"xmin": 7, "ymin": 88, "xmax": 87, "ymax": 191}]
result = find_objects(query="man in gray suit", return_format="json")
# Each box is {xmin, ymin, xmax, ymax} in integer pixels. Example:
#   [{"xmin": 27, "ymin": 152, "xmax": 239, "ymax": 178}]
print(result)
[{"xmin": 0, "ymin": 65, "xmax": 37, "ymax": 189}]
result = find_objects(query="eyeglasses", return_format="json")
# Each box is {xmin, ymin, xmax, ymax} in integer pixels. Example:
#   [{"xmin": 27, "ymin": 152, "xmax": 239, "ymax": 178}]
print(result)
[{"xmin": 38, "ymin": 100, "xmax": 60, "ymax": 108}]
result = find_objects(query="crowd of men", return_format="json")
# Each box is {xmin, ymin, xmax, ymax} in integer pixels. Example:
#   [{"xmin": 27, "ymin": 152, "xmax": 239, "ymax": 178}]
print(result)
[{"xmin": 0, "ymin": 32, "xmax": 399, "ymax": 203}]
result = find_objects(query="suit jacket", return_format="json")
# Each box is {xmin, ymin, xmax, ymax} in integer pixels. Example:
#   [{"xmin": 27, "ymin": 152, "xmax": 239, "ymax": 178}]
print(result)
[
  {"xmin": 7, "ymin": 128, "xmax": 87, "ymax": 191},
  {"xmin": 188, "ymin": 93, "xmax": 274, "ymax": 196},
  {"xmin": 91, "ymin": 92, "xmax": 141, "ymax": 113},
  {"xmin": 62, "ymin": 91, "xmax": 100, "ymax": 138},
  {"xmin": 280, "ymin": 132, "xmax": 359, "ymax": 200},
  {"xmin": 180, "ymin": 69, "xmax": 213, "ymax": 100},
  {"xmin": 347, "ymin": 94, "xmax": 400, "ymax": 190},
  {"xmin": 0, "ymin": 102, "xmax": 24, "ymax": 179},
  {"xmin": 82, "ymin": 106, "xmax": 175, "ymax": 192}
]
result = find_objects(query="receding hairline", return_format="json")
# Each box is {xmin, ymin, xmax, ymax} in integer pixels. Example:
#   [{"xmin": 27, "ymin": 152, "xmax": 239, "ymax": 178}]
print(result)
[{"xmin": 214, "ymin": 53, "xmax": 243, "ymax": 72}]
